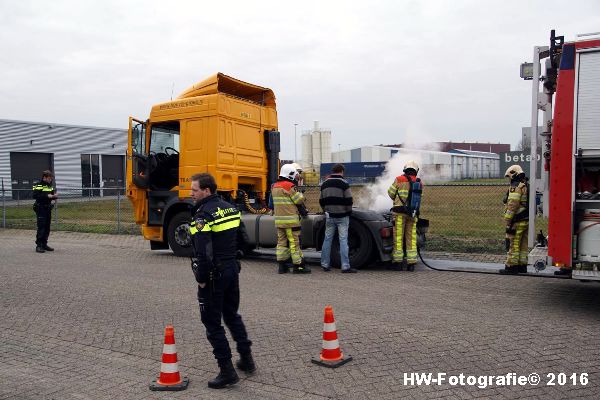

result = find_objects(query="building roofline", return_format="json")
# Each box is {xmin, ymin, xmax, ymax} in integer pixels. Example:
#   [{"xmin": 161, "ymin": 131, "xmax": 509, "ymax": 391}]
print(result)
[
  {"xmin": 0, "ymin": 118, "xmax": 126, "ymax": 132},
  {"xmin": 337, "ymin": 145, "xmax": 500, "ymax": 159}
]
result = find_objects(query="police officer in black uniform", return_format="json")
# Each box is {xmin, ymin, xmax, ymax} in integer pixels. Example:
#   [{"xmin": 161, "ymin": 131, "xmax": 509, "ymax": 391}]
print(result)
[
  {"xmin": 189, "ymin": 173, "xmax": 255, "ymax": 389},
  {"xmin": 33, "ymin": 170, "xmax": 58, "ymax": 253}
]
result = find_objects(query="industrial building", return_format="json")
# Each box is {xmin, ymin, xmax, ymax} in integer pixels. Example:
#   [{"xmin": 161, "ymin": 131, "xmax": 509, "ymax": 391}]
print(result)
[
  {"xmin": 0, "ymin": 119, "xmax": 127, "ymax": 198},
  {"xmin": 331, "ymin": 146, "xmax": 500, "ymax": 180},
  {"xmin": 301, "ymin": 121, "xmax": 332, "ymax": 169}
]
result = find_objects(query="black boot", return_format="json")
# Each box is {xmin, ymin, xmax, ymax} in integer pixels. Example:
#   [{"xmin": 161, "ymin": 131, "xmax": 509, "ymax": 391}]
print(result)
[
  {"xmin": 208, "ymin": 359, "xmax": 239, "ymax": 389},
  {"xmin": 236, "ymin": 352, "xmax": 256, "ymax": 373},
  {"xmin": 407, "ymin": 263, "xmax": 415, "ymax": 272},
  {"xmin": 387, "ymin": 261, "xmax": 404, "ymax": 271},
  {"xmin": 42, "ymin": 244, "xmax": 54, "ymax": 251},
  {"xmin": 36, "ymin": 245, "xmax": 45, "ymax": 253},
  {"xmin": 518, "ymin": 265, "xmax": 527, "ymax": 274},
  {"xmin": 278, "ymin": 260, "xmax": 289, "ymax": 274},
  {"xmin": 293, "ymin": 261, "xmax": 311, "ymax": 274},
  {"xmin": 554, "ymin": 268, "xmax": 572, "ymax": 276},
  {"xmin": 499, "ymin": 265, "xmax": 518, "ymax": 275}
]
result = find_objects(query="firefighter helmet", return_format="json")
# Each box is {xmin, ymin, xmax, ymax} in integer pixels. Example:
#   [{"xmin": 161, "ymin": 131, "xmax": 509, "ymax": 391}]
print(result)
[
  {"xmin": 279, "ymin": 164, "xmax": 298, "ymax": 180},
  {"xmin": 403, "ymin": 160, "xmax": 419, "ymax": 174},
  {"xmin": 504, "ymin": 164, "xmax": 524, "ymax": 179},
  {"xmin": 291, "ymin": 163, "xmax": 303, "ymax": 174}
]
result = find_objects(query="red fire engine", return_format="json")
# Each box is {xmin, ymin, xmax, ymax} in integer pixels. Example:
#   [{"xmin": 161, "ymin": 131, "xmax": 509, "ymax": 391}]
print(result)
[{"xmin": 524, "ymin": 30, "xmax": 600, "ymax": 280}]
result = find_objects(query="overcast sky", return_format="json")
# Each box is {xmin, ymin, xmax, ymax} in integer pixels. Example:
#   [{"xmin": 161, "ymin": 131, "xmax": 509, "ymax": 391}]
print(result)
[{"xmin": 1, "ymin": 0, "xmax": 598, "ymax": 159}]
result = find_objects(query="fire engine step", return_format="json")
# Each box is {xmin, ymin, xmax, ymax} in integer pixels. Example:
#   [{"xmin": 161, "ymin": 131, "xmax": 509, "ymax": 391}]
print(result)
[
  {"xmin": 572, "ymin": 270, "xmax": 600, "ymax": 281},
  {"xmin": 419, "ymin": 258, "xmax": 566, "ymax": 277}
]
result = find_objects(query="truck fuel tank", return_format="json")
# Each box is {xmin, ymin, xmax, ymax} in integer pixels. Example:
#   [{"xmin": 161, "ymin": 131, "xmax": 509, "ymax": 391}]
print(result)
[{"xmin": 241, "ymin": 213, "xmax": 325, "ymax": 248}]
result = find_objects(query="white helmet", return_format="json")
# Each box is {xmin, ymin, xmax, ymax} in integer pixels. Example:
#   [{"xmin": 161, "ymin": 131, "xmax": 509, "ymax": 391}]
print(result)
[
  {"xmin": 504, "ymin": 164, "xmax": 524, "ymax": 179},
  {"xmin": 403, "ymin": 160, "xmax": 419, "ymax": 174},
  {"xmin": 291, "ymin": 163, "xmax": 303, "ymax": 174},
  {"xmin": 279, "ymin": 164, "xmax": 298, "ymax": 180}
]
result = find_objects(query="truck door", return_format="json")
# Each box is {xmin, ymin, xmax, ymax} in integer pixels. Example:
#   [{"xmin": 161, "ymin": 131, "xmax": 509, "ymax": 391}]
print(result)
[{"xmin": 126, "ymin": 117, "xmax": 149, "ymax": 223}]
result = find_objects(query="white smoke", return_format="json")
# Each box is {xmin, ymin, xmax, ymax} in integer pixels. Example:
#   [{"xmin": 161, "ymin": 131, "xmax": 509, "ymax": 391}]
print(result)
[{"xmin": 356, "ymin": 142, "xmax": 449, "ymax": 212}]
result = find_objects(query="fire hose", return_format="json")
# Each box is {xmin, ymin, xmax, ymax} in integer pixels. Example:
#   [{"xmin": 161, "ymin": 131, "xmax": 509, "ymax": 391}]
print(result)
[
  {"xmin": 415, "ymin": 218, "xmax": 564, "ymax": 278},
  {"xmin": 417, "ymin": 246, "xmax": 498, "ymax": 275},
  {"xmin": 238, "ymin": 190, "xmax": 270, "ymax": 215}
]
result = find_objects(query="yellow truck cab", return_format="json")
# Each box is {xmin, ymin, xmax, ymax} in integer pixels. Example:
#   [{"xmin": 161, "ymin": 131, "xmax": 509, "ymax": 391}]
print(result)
[{"xmin": 126, "ymin": 73, "xmax": 395, "ymax": 267}]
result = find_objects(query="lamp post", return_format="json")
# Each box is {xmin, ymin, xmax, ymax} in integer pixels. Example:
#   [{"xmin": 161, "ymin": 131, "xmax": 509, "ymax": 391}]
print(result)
[{"xmin": 294, "ymin": 123, "xmax": 298, "ymax": 161}]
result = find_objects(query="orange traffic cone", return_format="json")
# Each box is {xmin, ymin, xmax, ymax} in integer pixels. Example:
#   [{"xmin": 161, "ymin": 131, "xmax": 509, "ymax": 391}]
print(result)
[
  {"xmin": 149, "ymin": 325, "xmax": 189, "ymax": 391},
  {"xmin": 311, "ymin": 306, "xmax": 352, "ymax": 368}
]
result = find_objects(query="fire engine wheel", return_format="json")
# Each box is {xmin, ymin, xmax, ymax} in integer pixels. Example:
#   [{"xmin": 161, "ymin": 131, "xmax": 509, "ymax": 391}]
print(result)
[
  {"xmin": 330, "ymin": 221, "xmax": 373, "ymax": 269},
  {"xmin": 167, "ymin": 212, "xmax": 193, "ymax": 257}
]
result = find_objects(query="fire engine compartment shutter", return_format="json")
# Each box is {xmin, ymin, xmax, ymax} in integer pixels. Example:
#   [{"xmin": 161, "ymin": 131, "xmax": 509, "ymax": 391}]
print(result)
[{"xmin": 576, "ymin": 50, "xmax": 600, "ymax": 154}]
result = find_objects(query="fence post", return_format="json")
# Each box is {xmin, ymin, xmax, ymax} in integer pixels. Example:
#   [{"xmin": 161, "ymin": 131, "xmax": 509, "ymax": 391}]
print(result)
[
  {"xmin": 117, "ymin": 188, "xmax": 121, "ymax": 234},
  {"xmin": 1, "ymin": 178, "xmax": 5, "ymax": 228},
  {"xmin": 53, "ymin": 185, "xmax": 58, "ymax": 225}
]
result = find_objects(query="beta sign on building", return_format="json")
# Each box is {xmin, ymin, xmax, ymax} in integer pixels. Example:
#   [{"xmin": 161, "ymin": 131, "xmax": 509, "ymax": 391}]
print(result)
[{"xmin": 499, "ymin": 152, "xmax": 542, "ymax": 179}]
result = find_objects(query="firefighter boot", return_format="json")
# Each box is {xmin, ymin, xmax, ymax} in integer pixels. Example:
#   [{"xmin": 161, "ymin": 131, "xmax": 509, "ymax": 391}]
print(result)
[
  {"xmin": 236, "ymin": 351, "xmax": 256, "ymax": 373},
  {"xmin": 278, "ymin": 260, "xmax": 289, "ymax": 274},
  {"xmin": 499, "ymin": 265, "xmax": 518, "ymax": 275},
  {"xmin": 387, "ymin": 259, "xmax": 405, "ymax": 271},
  {"xmin": 293, "ymin": 261, "xmax": 311, "ymax": 274},
  {"xmin": 407, "ymin": 262, "xmax": 415, "ymax": 272},
  {"xmin": 208, "ymin": 359, "xmax": 239, "ymax": 389},
  {"xmin": 518, "ymin": 264, "xmax": 528, "ymax": 274}
]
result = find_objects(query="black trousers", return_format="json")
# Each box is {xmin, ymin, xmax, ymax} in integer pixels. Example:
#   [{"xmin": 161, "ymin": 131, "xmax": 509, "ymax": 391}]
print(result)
[
  {"xmin": 197, "ymin": 261, "xmax": 252, "ymax": 361},
  {"xmin": 35, "ymin": 206, "xmax": 52, "ymax": 246}
]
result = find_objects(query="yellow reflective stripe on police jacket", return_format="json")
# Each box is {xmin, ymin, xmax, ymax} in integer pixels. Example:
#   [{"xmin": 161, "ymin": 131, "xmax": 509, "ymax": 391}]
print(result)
[
  {"xmin": 189, "ymin": 219, "xmax": 213, "ymax": 234},
  {"xmin": 33, "ymin": 185, "xmax": 53, "ymax": 192},
  {"xmin": 207, "ymin": 212, "xmax": 241, "ymax": 232},
  {"xmin": 189, "ymin": 220, "xmax": 198, "ymax": 235}
]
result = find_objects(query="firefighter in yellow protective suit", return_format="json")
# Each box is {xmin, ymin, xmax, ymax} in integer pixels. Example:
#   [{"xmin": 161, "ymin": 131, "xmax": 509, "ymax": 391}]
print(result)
[
  {"xmin": 271, "ymin": 164, "xmax": 311, "ymax": 274},
  {"xmin": 500, "ymin": 164, "xmax": 529, "ymax": 275},
  {"xmin": 387, "ymin": 161, "xmax": 422, "ymax": 271}
]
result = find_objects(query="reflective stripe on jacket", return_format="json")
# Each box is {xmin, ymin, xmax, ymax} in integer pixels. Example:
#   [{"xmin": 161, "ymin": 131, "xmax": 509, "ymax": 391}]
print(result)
[
  {"xmin": 32, "ymin": 181, "xmax": 54, "ymax": 206},
  {"xmin": 272, "ymin": 179, "xmax": 304, "ymax": 228},
  {"xmin": 387, "ymin": 175, "xmax": 415, "ymax": 212},
  {"xmin": 504, "ymin": 181, "xmax": 528, "ymax": 222},
  {"xmin": 189, "ymin": 194, "xmax": 241, "ymax": 282}
]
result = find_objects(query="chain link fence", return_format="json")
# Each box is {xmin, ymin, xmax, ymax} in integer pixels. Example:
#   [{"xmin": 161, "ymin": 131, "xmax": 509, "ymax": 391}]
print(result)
[
  {"xmin": 300, "ymin": 183, "xmax": 547, "ymax": 255},
  {"xmin": 1, "ymin": 187, "xmax": 139, "ymax": 235},
  {"xmin": 1, "ymin": 183, "xmax": 546, "ymax": 255}
]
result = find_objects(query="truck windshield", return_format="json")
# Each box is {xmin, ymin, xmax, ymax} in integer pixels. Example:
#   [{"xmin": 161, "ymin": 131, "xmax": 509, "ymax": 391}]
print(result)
[{"xmin": 150, "ymin": 122, "xmax": 180, "ymax": 153}]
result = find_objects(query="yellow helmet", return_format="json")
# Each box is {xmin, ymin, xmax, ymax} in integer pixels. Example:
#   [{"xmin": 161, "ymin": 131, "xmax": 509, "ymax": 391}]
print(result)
[
  {"xmin": 504, "ymin": 164, "xmax": 524, "ymax": 179},
  {"xmin": 403, "ymin": 160, "xmax": 419, "ymax": 174}
]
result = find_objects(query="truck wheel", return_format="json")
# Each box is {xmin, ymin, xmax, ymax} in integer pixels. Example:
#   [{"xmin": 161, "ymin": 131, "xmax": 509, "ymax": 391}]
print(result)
[
  {"xmin": 330, "ymin": 221, "xmax": 373, "ymax": 269},
  {"xmin": 167, "ymin": 212, "xmax": 193, "ymax": 257}
]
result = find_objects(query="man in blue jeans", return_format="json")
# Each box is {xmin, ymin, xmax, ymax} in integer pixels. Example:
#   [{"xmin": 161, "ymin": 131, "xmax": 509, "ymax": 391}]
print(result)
[{"xmin": 319, "ymin": 164, "xmax": 356, "ymax": 273}]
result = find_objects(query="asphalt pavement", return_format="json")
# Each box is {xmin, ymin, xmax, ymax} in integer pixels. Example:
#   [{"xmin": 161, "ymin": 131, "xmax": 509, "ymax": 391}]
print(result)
[{"xmin": 1, "ymin": 229, "xmax": 599, "ymax": 399}]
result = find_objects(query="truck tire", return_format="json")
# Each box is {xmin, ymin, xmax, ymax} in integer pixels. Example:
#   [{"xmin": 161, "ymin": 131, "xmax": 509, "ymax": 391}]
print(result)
[
  {"xmin": 167, "ymin": 212, "xmax": 193, "ymax": 257},
  {"xmin": 330, "ymin": 220, "xmax": 373, "ymax": 269}
]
